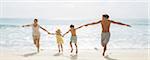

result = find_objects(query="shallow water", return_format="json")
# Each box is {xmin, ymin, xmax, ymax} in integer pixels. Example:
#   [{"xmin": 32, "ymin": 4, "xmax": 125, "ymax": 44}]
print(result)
[{"xmin": 0, "ymin": 18, "xmax": 149, "ymax": 51}]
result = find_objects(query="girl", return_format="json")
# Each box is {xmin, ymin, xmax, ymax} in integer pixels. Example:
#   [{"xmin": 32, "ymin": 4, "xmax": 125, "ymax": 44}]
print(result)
[{"xmin": 51, "ymin": 29, "xmax": 64, "ymax": 53}]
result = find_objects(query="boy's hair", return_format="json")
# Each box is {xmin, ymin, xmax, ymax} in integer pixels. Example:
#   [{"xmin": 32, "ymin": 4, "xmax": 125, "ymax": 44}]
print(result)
[
  {"xmin": 102, "ymin": 14, "xmax": 109, "ymax": 19},
  {"xmin": 70, "ymin": 24, "xmax": 74, "ymax": 28}
]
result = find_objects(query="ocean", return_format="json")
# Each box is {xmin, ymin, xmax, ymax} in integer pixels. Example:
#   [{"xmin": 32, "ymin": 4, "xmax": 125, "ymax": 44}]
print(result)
[{"xmin": 0, "ymin": 18, "xmax": 149, "ymax": 51}]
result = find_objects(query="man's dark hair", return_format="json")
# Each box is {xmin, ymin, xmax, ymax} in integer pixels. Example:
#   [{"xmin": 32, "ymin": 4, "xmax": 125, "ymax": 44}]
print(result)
[
  {"xmin": 102, "ymin": 14, "xmax": 109, "ymax": 19},
  {"xmin": 70, "ymin": 24, "xmax": 74, "ymax": 28},
  {"xmin": 34, "ymin": 18, "xmax": 38, "ymax": 22}
]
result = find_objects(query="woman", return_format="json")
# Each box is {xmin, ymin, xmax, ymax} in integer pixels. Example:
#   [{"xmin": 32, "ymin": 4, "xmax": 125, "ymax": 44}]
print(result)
[{"xmin": 22, "ymin": 18, "xmax": 50, "ymax": 53}]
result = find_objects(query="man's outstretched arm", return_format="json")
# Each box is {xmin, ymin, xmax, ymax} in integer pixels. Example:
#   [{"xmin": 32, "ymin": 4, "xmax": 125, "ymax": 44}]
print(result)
[
  {"xmin": 84, "ymin": 20, "xmax": 101, "ymax": 26},
  {"xmin": 110, "ymin": 20, "xmax": 131, "ymax": 27}
]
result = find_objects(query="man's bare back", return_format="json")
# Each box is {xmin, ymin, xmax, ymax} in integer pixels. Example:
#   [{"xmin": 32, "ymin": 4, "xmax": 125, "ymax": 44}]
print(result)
[
  {"xmin": 101, "ymin": 20, "xmax": 111, "ymax": 32},
  {"xmin": 83, "ymin": 14, "xmax": 131, "ymax": 56}
]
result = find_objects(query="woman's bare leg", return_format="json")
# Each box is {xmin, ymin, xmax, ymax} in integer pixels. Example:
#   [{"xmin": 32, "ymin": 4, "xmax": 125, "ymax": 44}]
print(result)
[{"xmin": 36, "ymin": 38, "xmax": 40, "ymax": 53}]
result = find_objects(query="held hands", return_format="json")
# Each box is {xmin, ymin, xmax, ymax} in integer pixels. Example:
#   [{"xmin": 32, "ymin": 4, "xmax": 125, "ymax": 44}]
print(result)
[
  {"xmin": 62, "ymin": 34, "xmax": 65, "ymax": 37},
  {"xmin": 78, "ymin": 25, "xmax": 84, "ymax": 28},
  {"xmin": 22, "ymin": 25, "xmax": 25, "ymax": 27},
  {"xmin": 48, "ymin": 32, "xmax": 51, "ymax": 34},
  {"xmin": 62, "ymin": 35, "xmax": 64, "ymax": 37},
  {"xmin": 48, "ymin": 32, "xmax": 55, "ymax": 35}
]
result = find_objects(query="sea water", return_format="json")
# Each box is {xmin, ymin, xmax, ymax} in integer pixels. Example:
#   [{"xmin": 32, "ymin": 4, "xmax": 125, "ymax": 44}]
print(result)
[{"xmin": 0, "ymin": 18, "xmax": 149, "ymax": 51}]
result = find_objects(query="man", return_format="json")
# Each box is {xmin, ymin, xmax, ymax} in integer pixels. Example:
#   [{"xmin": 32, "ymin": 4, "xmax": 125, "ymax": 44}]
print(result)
[{"xmin": 83, "ymin": 14, "xmax": 131, "ymax": 56}]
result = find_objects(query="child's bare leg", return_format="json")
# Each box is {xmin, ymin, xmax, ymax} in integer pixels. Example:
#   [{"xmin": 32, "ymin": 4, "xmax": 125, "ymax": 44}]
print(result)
[
  {"xmin": 60, "ymin": 44, "xmax": 63, "ymax": 52},
  {"xmin": 58, "ymin": 44, "xmax": 60, "ymax": 53},
  {"xmin": 75, "ymin": 43, "xmax": 78, "ymax": 54},
  {"xmin": 70, "ymin": 41, "xmax": 73, "ymax": 53}
]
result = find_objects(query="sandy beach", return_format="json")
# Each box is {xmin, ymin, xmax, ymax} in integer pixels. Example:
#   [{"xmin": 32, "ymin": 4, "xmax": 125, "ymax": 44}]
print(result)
[
  {"xmin": 0, "ymin": 0, "xmax": 149, "ymax": 60},
  {"xmin": 0, "ymin": 48, "xmax": 149, "ymax": 60}
]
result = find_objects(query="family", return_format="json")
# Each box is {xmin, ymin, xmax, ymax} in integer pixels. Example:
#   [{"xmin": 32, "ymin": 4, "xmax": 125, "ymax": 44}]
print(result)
[{"xmin": 22, "ymin": 14, "xmax": 131, "ymax": 56}]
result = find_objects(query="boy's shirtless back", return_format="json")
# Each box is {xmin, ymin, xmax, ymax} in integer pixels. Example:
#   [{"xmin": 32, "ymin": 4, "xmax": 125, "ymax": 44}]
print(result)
[{"xmin": 70, "ymin": 28, "xmax": 76, "ymax": 36}]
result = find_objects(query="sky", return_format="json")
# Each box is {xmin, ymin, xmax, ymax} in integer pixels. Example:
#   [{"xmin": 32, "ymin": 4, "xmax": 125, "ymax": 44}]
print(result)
[{"xmin": 0, "ymin": 0, "xmax": 148, "ymax": 20}]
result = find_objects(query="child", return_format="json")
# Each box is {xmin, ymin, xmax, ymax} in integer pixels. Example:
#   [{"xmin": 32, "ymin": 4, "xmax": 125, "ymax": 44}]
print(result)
[
  {"xmin": 22, "ymin": 18, "xmax": 50, "ymax": 53},
  {"xmin": 51, "ymin": 29, "xmax": 64, "ymax": 53},
  {"xmin": 63, "ymin": 24, "xmax": 83, "ymax": 54}
]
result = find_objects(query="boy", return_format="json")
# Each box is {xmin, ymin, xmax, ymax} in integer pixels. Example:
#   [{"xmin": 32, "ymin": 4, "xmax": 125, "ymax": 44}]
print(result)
[
  {"xmin": 63, "ymin": 24, "xmax": 83, "ymax": 54},
  {"xmin": 22, "ymin": 18, "xmax": 50, "ymax": 53},
  {"xmin": 83, "ymin": 14, "xmax": 131, "ymax": 56}
]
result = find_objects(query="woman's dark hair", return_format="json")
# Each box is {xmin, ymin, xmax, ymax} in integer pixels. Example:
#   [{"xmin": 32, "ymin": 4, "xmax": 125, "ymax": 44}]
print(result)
[
  {"xmin": 102, "ymin": 14, "xmax": 109, "ymax": 19},
  {"xmin": 34, "ymin": 19, "xmax": 38, "ymax": 22}
]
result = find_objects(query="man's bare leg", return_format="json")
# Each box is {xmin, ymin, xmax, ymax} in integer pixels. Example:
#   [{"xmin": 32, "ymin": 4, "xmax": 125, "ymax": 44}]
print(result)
[
  {"xmin": 75, "ymin": 43, "xmax": 78, "ymax": 54},
  {"xmin": 70, "ymin": 41, "xmax": 73, "ymax": 53},
  {"xmin": 102, "ymin": 45, "xmax": 107, "ymax": 56}
]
